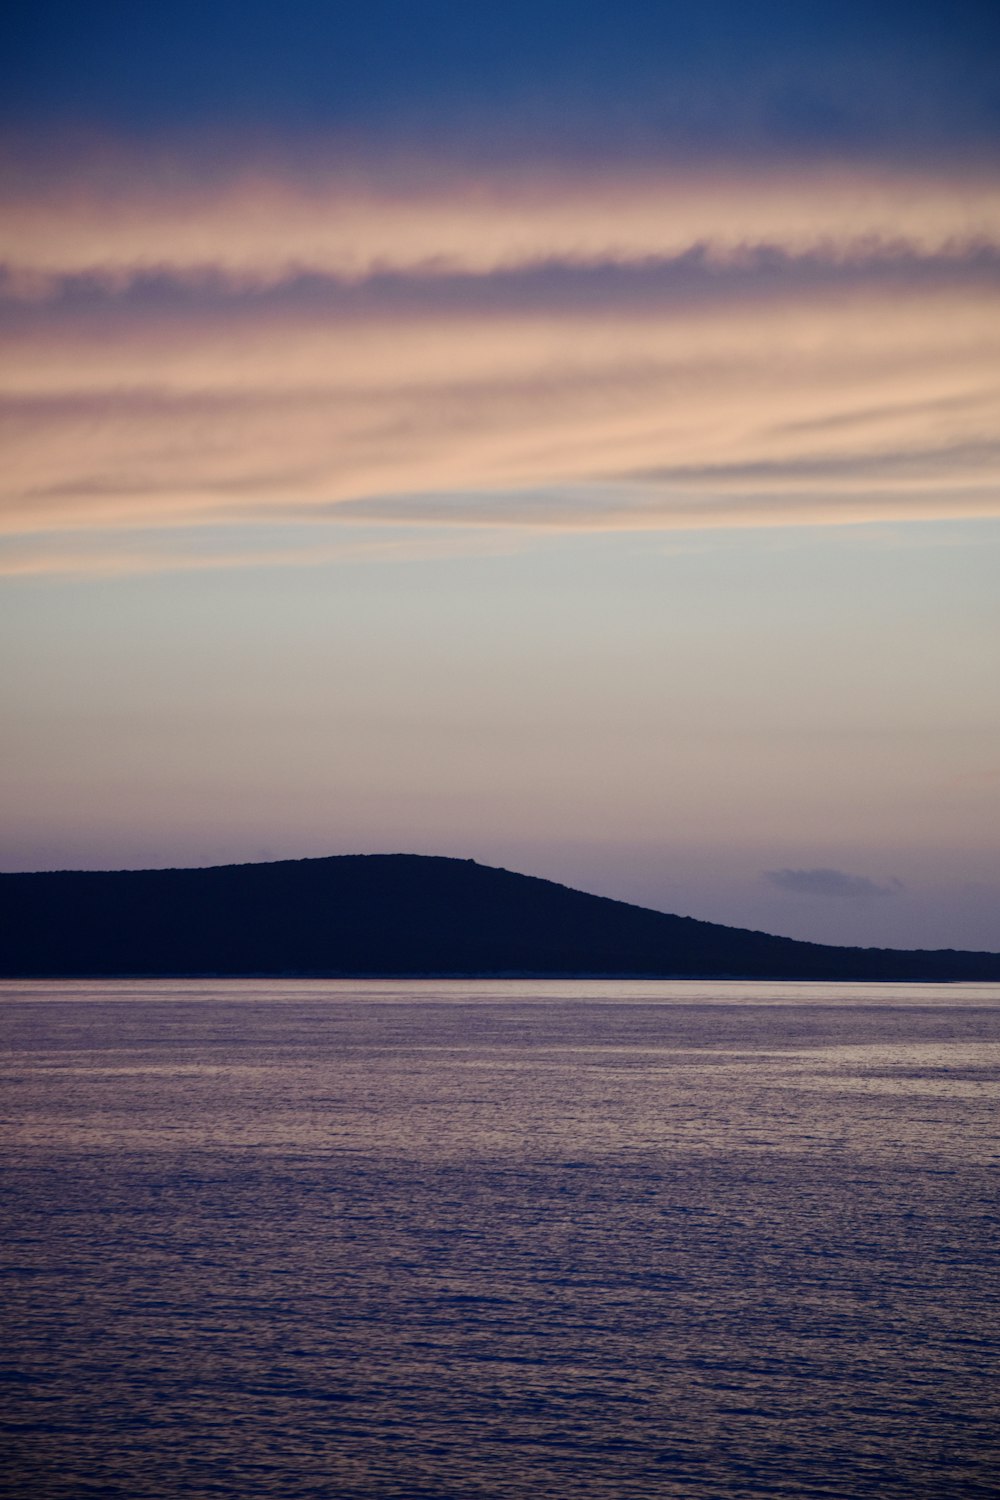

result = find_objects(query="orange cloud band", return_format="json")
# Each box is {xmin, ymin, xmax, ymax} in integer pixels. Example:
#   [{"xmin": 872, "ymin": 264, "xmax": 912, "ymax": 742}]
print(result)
[
  {"xmin": 3, "ymin": 154, "xmax": 1000, "ymax": 286},
  {"xmin": 1, "ymin": 150, "xmax": 998, "ymax": 567}
]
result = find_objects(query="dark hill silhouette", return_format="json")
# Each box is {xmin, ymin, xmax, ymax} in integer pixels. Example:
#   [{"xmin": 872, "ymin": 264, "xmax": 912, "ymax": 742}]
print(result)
[{"xmin": 1, "ymin": 853, "xmax": 998, "ymax": 980}]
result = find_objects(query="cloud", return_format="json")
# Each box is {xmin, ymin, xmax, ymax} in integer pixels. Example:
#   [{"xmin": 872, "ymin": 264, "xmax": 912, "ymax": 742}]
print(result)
[
  {"xmin": 3, "ymin": 153, "xmax": 999, "ymax": 289},
  {"xmin": 764, "ymin": 867, "xmax": 904, "ymax": 899},
  {"xmin": 0, "ymin": 522, "xmax": 522, "ymax": 579},
  {"xmin": 1, "ymin": 147, "xmax": 998, "ymax": 564}
]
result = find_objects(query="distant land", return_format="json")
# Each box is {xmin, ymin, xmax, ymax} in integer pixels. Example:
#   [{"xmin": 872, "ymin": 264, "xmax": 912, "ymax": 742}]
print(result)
[{"xmin": 1, "ymin": 853, "xmax": 998, "ymax": 981}]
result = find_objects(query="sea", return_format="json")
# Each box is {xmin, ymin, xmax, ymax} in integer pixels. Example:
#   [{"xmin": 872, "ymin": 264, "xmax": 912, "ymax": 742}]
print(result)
[{"xmin": 1, "ymin": 980, "xmax": 998, "ymax": 1499}]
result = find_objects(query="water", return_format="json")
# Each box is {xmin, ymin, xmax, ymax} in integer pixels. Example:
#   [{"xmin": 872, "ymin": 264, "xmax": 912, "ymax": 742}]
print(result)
[{"xmin": 2, "ymin": 980, "xmax": 998, "ymax": 1499}]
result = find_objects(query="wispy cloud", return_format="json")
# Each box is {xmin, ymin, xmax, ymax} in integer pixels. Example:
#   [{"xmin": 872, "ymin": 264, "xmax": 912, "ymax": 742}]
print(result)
[
  {"xmin": 764, "ymin": 867, "xmax": 904, "ymax": 900},
  {"xmin": 0, "ymin": 522, "xmax": 523, "ymax": 579},
  {"xmin": 2, "ymin": 147, "xmax": 998, "ymax": 567},
  {"xmin": 3, "ymin": 155, "xmax": 999, "ymax": 288}
]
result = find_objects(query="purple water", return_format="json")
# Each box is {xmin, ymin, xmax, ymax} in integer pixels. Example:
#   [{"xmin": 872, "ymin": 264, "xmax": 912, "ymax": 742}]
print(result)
[{"xmin": 2, "ymin": 980, "xmax": 998, "ymax": 1498}]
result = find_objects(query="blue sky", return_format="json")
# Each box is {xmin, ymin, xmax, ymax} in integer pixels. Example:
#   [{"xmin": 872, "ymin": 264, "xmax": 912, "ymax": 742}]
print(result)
[
  {"xmin": 1, "ymin": 2, "xmax": 998, "ymax": 947},
  {"xmin": 5, "ymin": 1, "xmax": 999, "ymax": 152}
]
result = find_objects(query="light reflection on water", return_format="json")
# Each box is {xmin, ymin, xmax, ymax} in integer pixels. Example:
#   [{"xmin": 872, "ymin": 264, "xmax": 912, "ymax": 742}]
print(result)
[{"xmin": 2, "ymin": 980, "xmax": 999, "ymax": 1498}]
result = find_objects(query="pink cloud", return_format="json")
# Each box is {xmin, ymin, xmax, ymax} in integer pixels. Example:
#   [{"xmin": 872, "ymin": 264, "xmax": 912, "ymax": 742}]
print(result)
[{"xmin": 1, "ymin": 145, "xmax": 998, "ymax": 564}]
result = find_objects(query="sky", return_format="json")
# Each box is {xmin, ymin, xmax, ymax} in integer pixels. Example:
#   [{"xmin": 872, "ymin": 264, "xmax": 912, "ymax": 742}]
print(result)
[{"xmin": 1, "ymin": 1, "xmax": 999, "ymax": 950}]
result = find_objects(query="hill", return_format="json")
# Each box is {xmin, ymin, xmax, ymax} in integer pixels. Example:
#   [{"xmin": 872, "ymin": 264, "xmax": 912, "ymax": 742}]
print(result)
[
  {"xmin": 1, "ymin": 858, "xmax": 1000, "ymax": 984},
  {"xmin": 1, "ymin": 853, "xmax": 997, "ymax": 980}
]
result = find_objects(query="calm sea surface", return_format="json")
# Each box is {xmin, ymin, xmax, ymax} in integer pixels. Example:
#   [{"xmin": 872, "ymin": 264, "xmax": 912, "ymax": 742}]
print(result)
[{"xmin": 2, "ymin": 980, "xmax": 998, "ymax": 1499}]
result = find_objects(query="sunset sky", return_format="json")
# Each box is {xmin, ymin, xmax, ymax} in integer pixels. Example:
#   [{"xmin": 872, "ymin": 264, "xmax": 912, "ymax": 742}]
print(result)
[{"xmin": 2, "ymin": 0, "xmax": 998, "ymax": 949}]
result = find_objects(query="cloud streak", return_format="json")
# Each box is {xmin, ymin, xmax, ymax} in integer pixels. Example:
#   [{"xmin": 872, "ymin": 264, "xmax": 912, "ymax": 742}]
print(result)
[
  {"xmin": 764, "ymin": 867, "xmax": 904, "ymax": 900},
  {"xmin": 0, "ymin": 522, "xmax": 520, "ymax": 579},
  {"xmin": 4, "ymin": 154, "xmax": 999, "ymax": 288}
]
